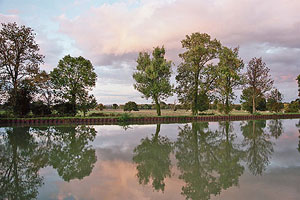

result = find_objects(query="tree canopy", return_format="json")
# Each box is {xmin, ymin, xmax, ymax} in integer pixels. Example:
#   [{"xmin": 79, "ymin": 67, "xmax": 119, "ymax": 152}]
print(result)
[
  {"xmin": 216, "ymin": 47, "xmax": 244, "ymax": 114},
  {"xmin": 176, "ymin": 33, "xmax": 221, "ymax": 115},
  {"xmin": 50, "ymin": 55, "xmax": 97, "ymax": 115},
  {"xmin": 0, "ymin": 22, "xmax": 44, "ymax": 113},
  {"xmin": 245, "ymin": 57, "xmax": 273, "ymax": 113},
  {"xmin": 133, "ymin": 46, "xmax": 173, "ymax": 116}
]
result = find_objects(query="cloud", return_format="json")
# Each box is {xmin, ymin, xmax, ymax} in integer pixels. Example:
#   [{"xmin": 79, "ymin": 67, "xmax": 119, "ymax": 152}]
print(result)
[
  {"xmin": 0, "ymin": 13, "xmax": 20, "ymax": 24},
  {"xmin": 54, "ymin": 0, "xmax": 300, "ymax": 102}
]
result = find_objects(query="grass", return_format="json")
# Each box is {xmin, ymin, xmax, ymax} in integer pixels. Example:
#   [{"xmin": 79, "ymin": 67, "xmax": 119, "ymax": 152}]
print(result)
[{"xmin": 85, "ymin": 109, "xmax": 280, "ymax": 117}]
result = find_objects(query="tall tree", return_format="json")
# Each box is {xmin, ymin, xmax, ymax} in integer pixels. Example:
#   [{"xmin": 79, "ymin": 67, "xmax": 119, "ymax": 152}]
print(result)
[
  {"xmin": 0, "ymin": 22, "xmax": 44, "ymax": 110},
  {"xmin": 245, "ymin": 57, "xmax": 273, "ymax": 113},
  {"xmin": 133, "ymin": 46, "xmax": 173, "ymax": 116},
  {"xmin": 216, "ymin": 47, "xmax": 244, "ymax": 114},
  {"xmin": 50, "ymin": 55, "xmax": 97, "ymax": 115},
  {"xmin": 176, "ymin": 33, "xmax": 221, "ymax": 115}
]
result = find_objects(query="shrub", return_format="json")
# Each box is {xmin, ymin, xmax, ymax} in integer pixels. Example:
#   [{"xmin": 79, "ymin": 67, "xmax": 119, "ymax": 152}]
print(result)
[
  {"xmin": 124, "ymin": 101, "xmax": 139, "ymax": 112},
  {"xmin": 31, "ymin": 101, "xmax": 51, "ymax": 116},
  {"xmin": 285, "ymin": 100, "xmax": 300, "ymax": 113},
  {"xmin": 53, "ymin": 102, "xmax": 75, "ymax": 116},
  {"xmin": 112, "ymin": 104, "xmax": 119, "ymax": 109}
]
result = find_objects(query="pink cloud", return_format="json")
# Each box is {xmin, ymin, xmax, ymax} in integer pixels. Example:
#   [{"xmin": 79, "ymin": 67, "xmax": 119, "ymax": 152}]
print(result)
[{"xmin": 57, "ymin": 0, "xmax": 300, "ymax": 65}]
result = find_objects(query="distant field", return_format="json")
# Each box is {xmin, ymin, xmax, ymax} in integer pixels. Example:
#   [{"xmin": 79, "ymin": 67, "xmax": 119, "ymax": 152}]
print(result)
[{"xmin": 86, "ymin": 109, "xmax": 265, "ymax": 117}]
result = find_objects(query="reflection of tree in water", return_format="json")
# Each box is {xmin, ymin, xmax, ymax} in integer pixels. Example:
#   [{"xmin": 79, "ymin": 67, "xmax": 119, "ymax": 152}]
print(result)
[
  {"xmin": 48, "ymin": 125, "xmax": 97, "ymax": 182},
  {"xmin": 175, "ymin": 122, "xmax": 244, "ymax": 200},
  {"xmin": 0, "ymin": 127, "xmax": 47, "ymax": 200},
  {"xmin": 0, "ymin": 125, "xmax": 97, "ymax": 199},
  {"xmin": 268, "ymin": 119, "xmax": 284, "ymax": 139},
  {"xmin": 241, "ymin": 120, "xmax": 274, "ymax": 176},
  {"xmin": 217, "ymin": 121, "xmax": 244, "ymax": 190},
  {"xmin": 133, "ymin": 124, "xmax": 173, "ymax": 192}
]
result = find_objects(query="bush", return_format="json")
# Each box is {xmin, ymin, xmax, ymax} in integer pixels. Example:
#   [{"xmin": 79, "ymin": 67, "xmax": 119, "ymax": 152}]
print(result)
[
  {"xmin": 96, "ymin": 103, "xmax": 105, "ymax": 111},
  {"xmin": 112, "ymin": 104, "xmax": 119, "ymax": 109},
  {"xmin": 31, "ymin": 101, "xmax": 51, "ymax": 116},
  {"xmin": 285, "ymin": 100, "xmax": 300, "ymax": 113},
  {"xmin": 53, "ymin": 102, "xmax": 75, "ymax": 116},
  {"xmin": 124, "ymin": 101, "xmax": 139, "ymax": 112}
]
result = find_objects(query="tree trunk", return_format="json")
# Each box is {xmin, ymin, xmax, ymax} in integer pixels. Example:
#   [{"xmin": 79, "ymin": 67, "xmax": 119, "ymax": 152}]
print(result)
[
  {"xmin": 192, "ymin": 69, "xmax": 200, "ymax": 115},
  {"xmin": 252, "ymin": 94, "xmax": 256, "ymax": 114},
  {"xmin": 252, "ymin": 87, "xmax": 256, "ymax": 114},
  {"xmin": 154, "ymin": 98, "xmax": 161, "ymax": 116},
  {"xmin": 225, "ymin": 95, "xmax": 229, "ymax": 114}
]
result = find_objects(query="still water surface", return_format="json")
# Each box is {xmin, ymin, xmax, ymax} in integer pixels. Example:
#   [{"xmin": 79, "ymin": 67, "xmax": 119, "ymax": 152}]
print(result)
[{"xmin": 1, "ymin": 119, "xmax": 300, "ymax": 200}]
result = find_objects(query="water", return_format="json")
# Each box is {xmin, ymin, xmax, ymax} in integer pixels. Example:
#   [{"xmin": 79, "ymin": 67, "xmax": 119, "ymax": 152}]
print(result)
[{"xmin": 0, "ymin": 119, "xmax": 300, "ymax": 200}]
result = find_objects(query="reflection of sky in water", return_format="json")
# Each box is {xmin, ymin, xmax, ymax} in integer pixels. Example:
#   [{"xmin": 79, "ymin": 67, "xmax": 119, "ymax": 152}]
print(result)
[{"xmin": 4, "ymin": 119, "xmax": 298, "ymax": 200}]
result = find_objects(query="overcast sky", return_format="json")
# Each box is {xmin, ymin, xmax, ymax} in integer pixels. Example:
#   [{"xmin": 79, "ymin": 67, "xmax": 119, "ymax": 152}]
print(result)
[{"xmin": 1, "ymin": 0, "xmax": 299, "ymax": 104}]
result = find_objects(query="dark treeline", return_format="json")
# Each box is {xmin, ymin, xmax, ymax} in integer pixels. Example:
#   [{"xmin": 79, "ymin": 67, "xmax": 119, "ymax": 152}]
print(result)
[{"xmin": 0, "ymin": 22, "xmax": 299, "ymax": 117}]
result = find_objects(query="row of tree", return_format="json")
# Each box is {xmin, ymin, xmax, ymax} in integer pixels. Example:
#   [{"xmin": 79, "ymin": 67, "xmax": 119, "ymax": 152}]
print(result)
[
  {"xmin": 133, "ymin": 33, "xmax": 300, "ymax": 116},
  {"xmin": 1, "ymin": 22, "xmax": 299, "ymax": 117}
]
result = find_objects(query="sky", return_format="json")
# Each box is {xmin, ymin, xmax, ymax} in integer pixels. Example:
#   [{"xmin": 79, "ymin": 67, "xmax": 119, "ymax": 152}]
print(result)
[{"xmin": 0, "ymin": 0, "xmax": 299, "ymax": 104}]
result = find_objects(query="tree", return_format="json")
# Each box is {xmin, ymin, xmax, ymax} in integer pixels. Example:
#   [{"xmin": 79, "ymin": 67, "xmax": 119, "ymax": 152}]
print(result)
[
  {"xmin": 50, "ymin": 55, "xmax": 97, "ymax": 115},
  {"xmin": 266, "ymin": 89, "xmax": 284, "ymax": 113},
  {"xmin": 0, "ymin": 22, "xmax": 44, "ymax": 111},
  {"xmin": 240, "ymin": 87, "xmax": 267, "ymax": 113},
  {"xmin": 123, "ymin": 101, "xmax": 139, "ymax": 112},
  {"xmin": 112, "ymin": 103, "xmax": 118, "ymax": 109},
  {"xmin": 245, "ymin": 57, "xmax": 273, "ymax": 113},
  {"xmin": 216, "ymin": 47, "xmax": 244, "ymax": 114},
  {"xmin": 176, "ymin": 33, "xmax": 222, "ymax": 115},
  {"xmin": 133, "ymin": 46, "xmax": 173, "ymax": 116}
]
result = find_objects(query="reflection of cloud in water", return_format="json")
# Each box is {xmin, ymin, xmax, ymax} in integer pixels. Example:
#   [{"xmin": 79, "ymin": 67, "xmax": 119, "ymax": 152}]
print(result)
[{"xmin": 55, "ymin": 160, "xmax": 184, "ymax": 200}]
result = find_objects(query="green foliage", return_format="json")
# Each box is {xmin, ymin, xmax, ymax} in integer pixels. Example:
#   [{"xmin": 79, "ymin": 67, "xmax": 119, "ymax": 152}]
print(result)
[
  {"xmin": 8, "ymin": 80, "xmax": 34, "ymax": 116},
  {"xmin": 133, "ymin": 46, "xmax": 173, "ymax": 116},
  {"xmin": 50, "ymin": 55, "xmax": 97, "ymax": 115},
  {"xmin": 285, "ymin": 100, "xmax": 300, "ymax": 113},
  {"xmin": 176, "ymin": 33, "xmax": 222, "ymax": 115},
  {"xmin": 133, "ymin": 124, "xmax": 173, "ymax": 192},
  {"xmin": 53, "ymin": 102, "xmax": 75, "ymax": 116},
  {"xmin": 112, "ymin": 103, "xmax": 118, "ymax": 109},
  {"xmin": 96, "ymin": 103, "xmax": 105, "ymax": 111},
  {"xmin": 266, "ymin": 89, "xmax": 284, "ymax": 113},
  {"xmin": 31, "ymin": 100, "xmax": 51, "ymax": 116},
  {"xmin": 198, "ymin": 92, "xmax": 210, "ymax": 112},
  {"xmin": 216, "ymin": 47, "xmax": 244, "ymax": 114},
  {"xmin": 241, "ymin": 87, "xmax": 267, "ymax": 113},
  {"xmin": 78, "ymin": 93, "xmax": 97, "ymax": 117},
  {"xmin": 124, "ymin": 101, "xmax": 139, "ymax": 112},
  {"xmin": 118, "ymin": 112, "xmax": 131, "ymax": 122}
]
